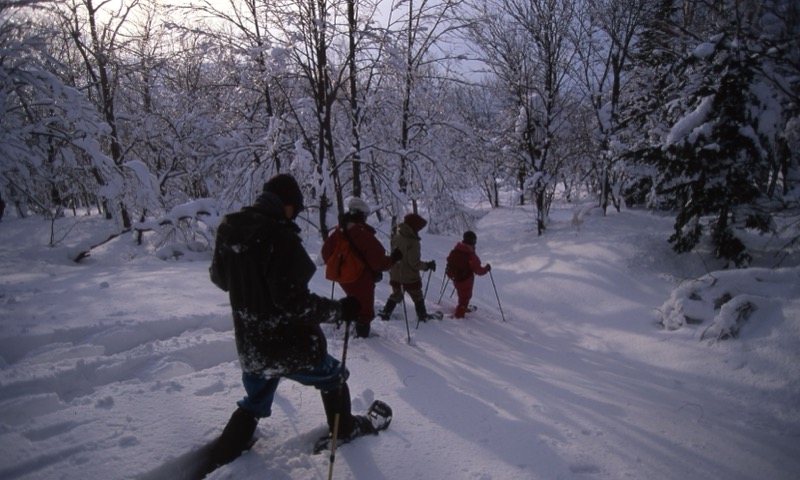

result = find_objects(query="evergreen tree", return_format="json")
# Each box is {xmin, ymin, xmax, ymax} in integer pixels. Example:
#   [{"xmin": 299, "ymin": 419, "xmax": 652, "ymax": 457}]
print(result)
[{"xmin": 621, "ymin": 0, "xmax": 799, "ymax": 266}]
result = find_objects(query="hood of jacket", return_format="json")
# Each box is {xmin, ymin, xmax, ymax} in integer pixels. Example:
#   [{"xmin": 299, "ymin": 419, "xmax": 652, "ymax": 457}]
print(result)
[{"xmin": 396, "ymin": 221, "xmax": 419, "ymax": 240}]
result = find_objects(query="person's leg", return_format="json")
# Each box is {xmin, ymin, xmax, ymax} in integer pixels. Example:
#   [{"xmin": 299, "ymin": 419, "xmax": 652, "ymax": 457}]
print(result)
[
  {"xmin": 377, "ymin": 298, "xmax": 396, "ymax": 320},
  {"xmin": 238, "ymin": 372, "xmax": 281, "ymax": 418},
  {"xmin": 406, "ymin": 285, "xmax": 431, "ymax": 322},
  {"xmin": 354, "ymin": 322, "xmax": 371, "ymax": 338},
  {"xmin": 210, "ymin": 408, "xmax": 258, "ymax": 467},
  {"xmin": 454, "ymin": 276, "xmax": 474, "ymax": 318},
  {"xmin": 356, "ymin": 281, "xmax": 376, "ymax": 337},
  {"xmin": 287, "ymin": 354, "xmax": 375, "ymax": 438},
  {"xmin": 343, "ymin": 279, "xmax": 375, "ymax": 338},
  {"xmin": 379, "ymin": 283, "xmax": 403, "ymax": 320},
  {"xmin": 208, "ymin": 372, "xmax": 280, "ymax": 470}
]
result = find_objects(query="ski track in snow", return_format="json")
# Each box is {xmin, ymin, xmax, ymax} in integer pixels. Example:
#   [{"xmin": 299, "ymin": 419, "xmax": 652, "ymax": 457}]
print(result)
[{"xmin": 0, "ymin": 207, "xmax": 799, "ymax": 480}]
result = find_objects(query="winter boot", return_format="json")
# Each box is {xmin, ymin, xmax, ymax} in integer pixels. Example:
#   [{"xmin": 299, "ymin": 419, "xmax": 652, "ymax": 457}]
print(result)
[
  {"xmin": 377, "ymin": 300, "xmax": 397, "ymax": 321},
  {"xmin": 414, "ymin": 300, "xmax": 443, "ymax": 322},
  {"xmin": 207, "ymin": 407, "xmax": 258, "ymax": 469},
  {"xmin": 313, "ymin": 412, "xmax": 378, "ymax": 454},
  {"xmin": 321, "ymin": 383, "xmax": 356, "ymax": 438},
  {"xmin": 455, "ymin": 304, "xmax": 476, "ymax": 318},
  {"xmin": 355, "ymin": 322, "xmax": 371, "ymax": 338}
]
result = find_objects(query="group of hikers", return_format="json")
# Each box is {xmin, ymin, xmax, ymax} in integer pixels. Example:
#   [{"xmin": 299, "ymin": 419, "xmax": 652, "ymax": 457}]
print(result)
[
  {"xmin": 321, "ymin": 195, "xmax": 491, "ymax": 338},
  {"xmin": 204, "ymin": 173, "xmax": 491, "ymax": 476}
]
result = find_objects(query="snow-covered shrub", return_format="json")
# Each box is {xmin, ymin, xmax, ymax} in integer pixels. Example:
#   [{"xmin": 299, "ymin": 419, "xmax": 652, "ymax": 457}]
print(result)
[
  {"xmin": 133, "ymin": 199, "xmax": 223, "ymax": 256},
  {"xmin": 658, "ymin": 267, "xmax": 799, "ymax": 342}
]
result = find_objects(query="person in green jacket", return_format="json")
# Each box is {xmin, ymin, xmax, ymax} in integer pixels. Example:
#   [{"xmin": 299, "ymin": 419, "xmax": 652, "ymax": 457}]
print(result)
[{"xmin": 378, "ymin": 213, "xmax": 442, "ymax": 322}]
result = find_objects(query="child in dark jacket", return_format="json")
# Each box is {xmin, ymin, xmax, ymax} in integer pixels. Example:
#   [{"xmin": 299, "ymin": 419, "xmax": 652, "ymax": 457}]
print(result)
[
  {"xmin": 207, "ymin": 175, "xmax": 373, "ymax": 475},
  {"xmin": 448, "ymin": 231, "xmax": 490, "ymax": 318}
]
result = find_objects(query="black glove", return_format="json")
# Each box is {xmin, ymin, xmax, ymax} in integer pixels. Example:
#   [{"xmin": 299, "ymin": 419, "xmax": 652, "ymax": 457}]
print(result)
[
  {"xmin": 426, "ymin": 260, "xmax": 436, "ymax": 272},
  {"xmin": 485, "ymin": 263, "xmax": 491, "ymax": 272},
  {"xmin": 339, "ymin": 296, "xmax": 360, "ymax": 323},
  {"xmin": 390, "ymin": 247, "xmax": 402, "ymax": 263}
]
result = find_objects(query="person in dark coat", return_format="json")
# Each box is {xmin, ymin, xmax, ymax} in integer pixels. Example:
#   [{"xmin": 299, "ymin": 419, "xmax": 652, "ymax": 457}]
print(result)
[
  {"xmin": 207, "ymin": 174, "xmax": 374, "ymax": 472},
  {"xmin": 321, "ymin": 197, "xmax": 400, "ymax": 338},
  {"xmin": 449, "ymin": 231, "xmax": 491, "ymax": 318},
  {"xmin": 377, "ymin": 213, "xmax": 440, "ymax": 322}
]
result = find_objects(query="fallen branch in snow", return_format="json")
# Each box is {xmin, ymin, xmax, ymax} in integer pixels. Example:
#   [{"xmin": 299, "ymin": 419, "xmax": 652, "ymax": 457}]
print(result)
[
  {"xmin": 700, "ymin": 296, "xmax": 757, "ymax": 342},
  {"xmin": 70, "ymin": 228, "xmax": 132, "ymax": 263},
  {"xmin": 132, "ymin": 210, "xmax": 213, "ymax": 232}
]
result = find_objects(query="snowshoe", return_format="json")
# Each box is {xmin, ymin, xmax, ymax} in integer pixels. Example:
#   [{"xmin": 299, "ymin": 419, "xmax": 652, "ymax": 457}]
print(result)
[
  {"xmin": 366, "ymin": 400, "xmax": 392, "ymax": 431},
  {"xmin": 421, "ymin": 311, "xmax": 444, "ymax": 322},
  {"xmin": 313, "ymin": 400, "xmax": 392, "ymax": 454},
  {"xmin": 414, "ymin": 300, "xmax": 442, "ymax": 323}
]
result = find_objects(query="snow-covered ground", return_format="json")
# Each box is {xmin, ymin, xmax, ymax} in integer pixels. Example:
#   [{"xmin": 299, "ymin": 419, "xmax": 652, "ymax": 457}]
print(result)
[{"xmin": 0, "ymin": 204, "xmax": 798, "ymax": 480}]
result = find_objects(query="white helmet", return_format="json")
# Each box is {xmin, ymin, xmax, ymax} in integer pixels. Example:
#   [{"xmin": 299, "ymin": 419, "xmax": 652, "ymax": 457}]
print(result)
[{"xmin": 346, "ymin": 197, "xmax": 370, "ymax": 216}]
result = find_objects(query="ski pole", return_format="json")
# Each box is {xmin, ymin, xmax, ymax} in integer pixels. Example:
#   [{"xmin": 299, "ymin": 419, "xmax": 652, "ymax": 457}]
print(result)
[
  {"xmin": 327, "ymin": 318, "xmax": 352, "ymax": 480},
  {"xmin": 400, "ymin": 286, "xmax": 411, "ymax": 343},
  {"xmin": 423, "ymin": 269, "xmax": 432, "ymax": 300},
  {"xmin": 489, "ymin": 270, "xmax": 506, "ymax": 322},
  {"xmin": 436, "ymin": 275, "xmax": 449, "ymax": 304}
]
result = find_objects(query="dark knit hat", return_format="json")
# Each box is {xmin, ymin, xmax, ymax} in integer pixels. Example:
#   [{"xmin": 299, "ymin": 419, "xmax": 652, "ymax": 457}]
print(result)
[
  {"xmin": 403, "ymin": 213, "xmax": 427, "ymax": 233},
  {"xmin": 462, "ymin": 230, "xmax": 477, "ymax": 245},
  {"xmin": 263, "ymin": 174, "xmax": 304, "ymax": 213}
]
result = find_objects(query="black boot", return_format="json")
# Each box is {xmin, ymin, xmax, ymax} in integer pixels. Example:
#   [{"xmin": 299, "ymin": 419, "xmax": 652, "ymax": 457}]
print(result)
[
  {"xmin": 207, "ymin": 407, "xmax": 258, "ymax": 470},
  {"xmin": 414, "ymin": 300, "xmax": 430, "ymax": 322},
  {"xmin": 355, "ymin": 322, "xmax": 371, "ymax": 338},
  {"xmin": 321, "ymin": 383, "xmax": 356, "ymax": 438},
  {"xmin": 415, "ymin": 300, "xmax": 443, "ymax": 322},
  {"xmin": 312, "ymin": 399, "xmax": 379, "ymax": 453},
  {"xmin": 378, "ymin": 300, "xmax": 397, "ymax": 321}
]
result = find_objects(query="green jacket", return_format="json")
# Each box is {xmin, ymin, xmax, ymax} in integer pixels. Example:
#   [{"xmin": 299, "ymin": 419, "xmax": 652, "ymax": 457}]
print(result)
[{"xmin": 389, "ymin": 222, "xmax": 430, "ymax": 285}]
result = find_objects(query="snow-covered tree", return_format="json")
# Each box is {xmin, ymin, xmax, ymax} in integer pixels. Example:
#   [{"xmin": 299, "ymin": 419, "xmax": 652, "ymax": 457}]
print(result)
[
  {"xmin": 363, "ymin": 0, "xmax": 469, "ymax": 228},
  {"xmin": 622, "ymin": 0, "xmax": 800, "ymax": 266},
  {"xmin": 466, "ymin": 0, "xmax": 581, "ymax": 235},
  {"xmin": 575, "ymin": 0, "xmax": 657, "ymax": 214},
  {"xmin": 53, "ymin": 0, "xmax": 151, "ymax": 229},
  {"xmin": 0, "ymin": 1, "xmax": 110, "ymax": 223}
]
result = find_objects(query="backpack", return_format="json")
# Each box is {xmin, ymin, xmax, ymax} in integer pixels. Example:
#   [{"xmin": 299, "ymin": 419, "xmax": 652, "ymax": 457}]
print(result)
[
  {"xmin": 445, "ymin": 248, "xmax": 471, "ymax": 281},
  {"xmin": 325, "ymin": 234, "xmax": 365, "ymax": 284}
]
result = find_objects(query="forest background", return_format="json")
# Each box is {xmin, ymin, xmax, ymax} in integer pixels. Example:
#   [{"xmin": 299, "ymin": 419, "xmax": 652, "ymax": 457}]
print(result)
[{"xmin": 0, "ymin": 0, "xmax": 798, "ymax": 267}]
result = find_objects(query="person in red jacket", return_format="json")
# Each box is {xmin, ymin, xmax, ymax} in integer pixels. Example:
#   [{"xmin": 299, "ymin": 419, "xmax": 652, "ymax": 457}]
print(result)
[
  {"xmin": 322, "ymin": 197, "xmax": 401, "ymax": 338},
  {"xmin": 448, "ymin": 231, "xmax": 490, "ymax": 318}
]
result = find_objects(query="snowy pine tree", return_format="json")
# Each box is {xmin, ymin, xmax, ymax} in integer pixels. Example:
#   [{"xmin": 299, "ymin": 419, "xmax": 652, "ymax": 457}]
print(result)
[{"xmin": 621, "ymin": 0, "xmax": 799, "ymax": 266}]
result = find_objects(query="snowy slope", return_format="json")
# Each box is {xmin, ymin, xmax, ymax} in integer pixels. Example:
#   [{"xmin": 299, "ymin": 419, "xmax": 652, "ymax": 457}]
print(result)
[{"xmin": 0, "ymin": 205, "xmax": 798, "ymax": 480}]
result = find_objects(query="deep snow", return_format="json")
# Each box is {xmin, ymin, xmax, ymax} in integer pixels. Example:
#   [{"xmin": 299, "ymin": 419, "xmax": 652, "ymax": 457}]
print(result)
[{"xmin": 0, "ymin": 204, "xmax": 798, "ymax": 480}]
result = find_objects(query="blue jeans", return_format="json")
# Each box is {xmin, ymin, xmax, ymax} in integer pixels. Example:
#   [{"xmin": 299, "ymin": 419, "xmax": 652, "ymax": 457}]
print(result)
[{"xmin": 237, "ymin": 354, "xmax": 349, "ymax": 418}]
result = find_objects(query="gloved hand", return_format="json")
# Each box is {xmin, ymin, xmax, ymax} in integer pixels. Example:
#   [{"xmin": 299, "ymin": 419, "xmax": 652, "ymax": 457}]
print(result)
[
  {"xmin": 339, "ymin": 296, "xmax": 360, "ymax": 323},
  {"xmin": 390, "ymin": 247, "xmax": 402, "ymax": 263},
  {"xmin": 426, "ymin": 260, "xmax": 436, "ymax": 272},
  {"xmin": 485, "ymin": 263, "xmax": 491, "ymax": 272}
]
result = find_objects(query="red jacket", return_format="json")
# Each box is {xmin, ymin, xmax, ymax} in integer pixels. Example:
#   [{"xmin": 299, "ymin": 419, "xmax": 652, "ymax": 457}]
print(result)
[
  {"xmin": 321, "ymin": 222, "xmax": 393, "ymax": 279},
  {"xmin": 452, "ymin": 241, "xmax": 490, "ymax": 279},
  {"xmin": 321, "ymin": 221, "xmax": 393, "ymax": 322}
]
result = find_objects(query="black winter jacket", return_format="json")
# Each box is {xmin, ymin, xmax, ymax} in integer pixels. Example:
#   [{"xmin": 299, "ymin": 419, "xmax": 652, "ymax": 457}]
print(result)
[{"xmin": 209, "ymin": 192, "xmax": 342, "ymax": 376}]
